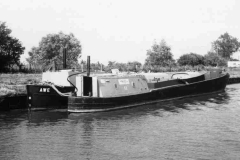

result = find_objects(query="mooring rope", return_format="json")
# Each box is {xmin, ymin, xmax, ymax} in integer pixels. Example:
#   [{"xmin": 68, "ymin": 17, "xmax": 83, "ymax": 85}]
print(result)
[
  {"xmin": 41, "ymin": 71, "xmax": 86, "ymax": 97},
  {"xmin": 41, "ymin": 82, "xmax": 72, "ymax": 97}
]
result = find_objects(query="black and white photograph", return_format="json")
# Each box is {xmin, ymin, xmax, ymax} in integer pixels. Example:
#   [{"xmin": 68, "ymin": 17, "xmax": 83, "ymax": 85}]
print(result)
[{"xmin": 0, "ymin": 0, "xmax": 240, "ymax": 159}]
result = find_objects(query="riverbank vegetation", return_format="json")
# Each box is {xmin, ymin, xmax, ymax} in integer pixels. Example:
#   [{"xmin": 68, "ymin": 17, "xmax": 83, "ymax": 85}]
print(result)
[
  {"xmin": 0, "ymin": 74, "xmax": 41, "ymax": 96},
  {"xmin": 1, "ymin": 21, "xmax": 240, "ymax": 74}
]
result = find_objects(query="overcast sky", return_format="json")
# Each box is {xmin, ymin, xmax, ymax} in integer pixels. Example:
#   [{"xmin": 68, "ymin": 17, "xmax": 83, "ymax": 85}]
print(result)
[{"xmin": 1, "ymin": 0, "xmax": 240, "ymax": 64}]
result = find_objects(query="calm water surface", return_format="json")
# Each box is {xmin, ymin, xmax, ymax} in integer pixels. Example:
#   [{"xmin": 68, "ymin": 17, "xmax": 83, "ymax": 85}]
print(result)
[{"xmin": 1, "ymin": 84, "xmax": 240, "ymax": 160}]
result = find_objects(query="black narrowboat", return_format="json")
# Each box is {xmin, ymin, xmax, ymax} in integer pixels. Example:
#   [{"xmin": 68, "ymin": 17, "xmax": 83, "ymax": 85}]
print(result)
[
  {"xmin": 67, "ymin": 71, "xmax": 229, "ymax": 112},
  {"xmin": 26, "ymin": 68, "xmax": 229, "ymax": 112}
]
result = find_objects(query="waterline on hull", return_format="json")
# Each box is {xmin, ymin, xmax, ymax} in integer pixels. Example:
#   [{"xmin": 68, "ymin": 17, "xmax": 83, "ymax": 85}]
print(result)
[{"xmin": 68, "ymin": 89, "xmax": 225, "ymax": 113}]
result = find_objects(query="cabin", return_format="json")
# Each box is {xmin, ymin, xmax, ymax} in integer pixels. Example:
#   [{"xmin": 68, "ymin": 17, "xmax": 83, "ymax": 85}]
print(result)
[
  {"xmin": 74, "ymin": 72, "xmax": 206, "ymax": 98},
  {"xmin": 76, "ymin": 75, "xmax": 150, "ymax": 97}
]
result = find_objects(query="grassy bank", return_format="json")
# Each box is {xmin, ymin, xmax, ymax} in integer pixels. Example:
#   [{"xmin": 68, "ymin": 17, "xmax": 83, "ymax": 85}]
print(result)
[{"xmin": 0, "ymin": 74, "xmax": 41, "ymax": 96}]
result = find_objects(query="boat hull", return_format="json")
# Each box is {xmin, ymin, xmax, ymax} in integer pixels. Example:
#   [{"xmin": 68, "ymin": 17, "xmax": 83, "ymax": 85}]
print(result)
[
  {"xmin": 26, "ymin": 85, "xmax": 75, "ymax": 110},
  {"xmin": 68, "ymin": 73, "xmax": 229, "ymax": 112}
]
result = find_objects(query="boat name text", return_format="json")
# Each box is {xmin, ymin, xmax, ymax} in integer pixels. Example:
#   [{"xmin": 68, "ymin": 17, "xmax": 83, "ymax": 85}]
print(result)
[{"xmin": 39, "ymin": 88, "xmax": 50, "ymax": 93}]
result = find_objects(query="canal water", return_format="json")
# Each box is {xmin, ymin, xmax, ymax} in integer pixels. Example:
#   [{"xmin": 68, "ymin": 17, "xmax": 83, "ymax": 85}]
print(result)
[{"xmin": 1, "ymin": 84, "xmax": 240, "ymax": 160}]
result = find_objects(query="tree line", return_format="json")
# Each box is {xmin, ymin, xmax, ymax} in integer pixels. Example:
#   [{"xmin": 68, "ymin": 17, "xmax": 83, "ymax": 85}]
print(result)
[
  {"xmin": 1, "ymin": 21, "xmax": 240, "ymax": 73},
  {"xmin": 0, "ymin": 22, "xmax": 25, "ymax": 72}
]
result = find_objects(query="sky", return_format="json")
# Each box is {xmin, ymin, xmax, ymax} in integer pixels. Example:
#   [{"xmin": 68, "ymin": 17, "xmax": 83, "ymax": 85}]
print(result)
[{"xmin": 1, "ymin": 0, "xmax": 240, "ymax": 65}]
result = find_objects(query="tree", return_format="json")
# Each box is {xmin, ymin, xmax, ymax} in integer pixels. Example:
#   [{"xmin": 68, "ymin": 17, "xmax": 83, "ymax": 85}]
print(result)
[
  {"xmin": 27, "ymin": 32, "xmax": 81, "ymax": 70},
  {"xmin": 104, "ymin": 61, "xmax": 128, "ymax": 72},
  {"xmin": 145, "ymin": 39, "xmax": 174, "ymax": 67},
  {"xmin": 212, "ymin": 32, "xmax": 240, "ymax": 60},
  {"xmin": 115, "ymin": 63, "xmax": 127, "ymax": 72},
  {"xmin": 107, "ymin": 61, "xmax": 116, "ymax": 68},
  {"xmin": 177, "ymin": 53, "xmax": 205, "ymax": 66},
  {"xmin": 204, "ymin": 52, "xmax": 227, "ymax": 67},
  {"xmin": 0, "ymin": 22, "xmax": 25, "ymax": 72},
  {"xmin": 127, "ymin": 61, "xmax": 142, "ymax": 72},
  {"xmin": 90, "ymin": 62, "xmax": 104, "ymax": 71}
]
